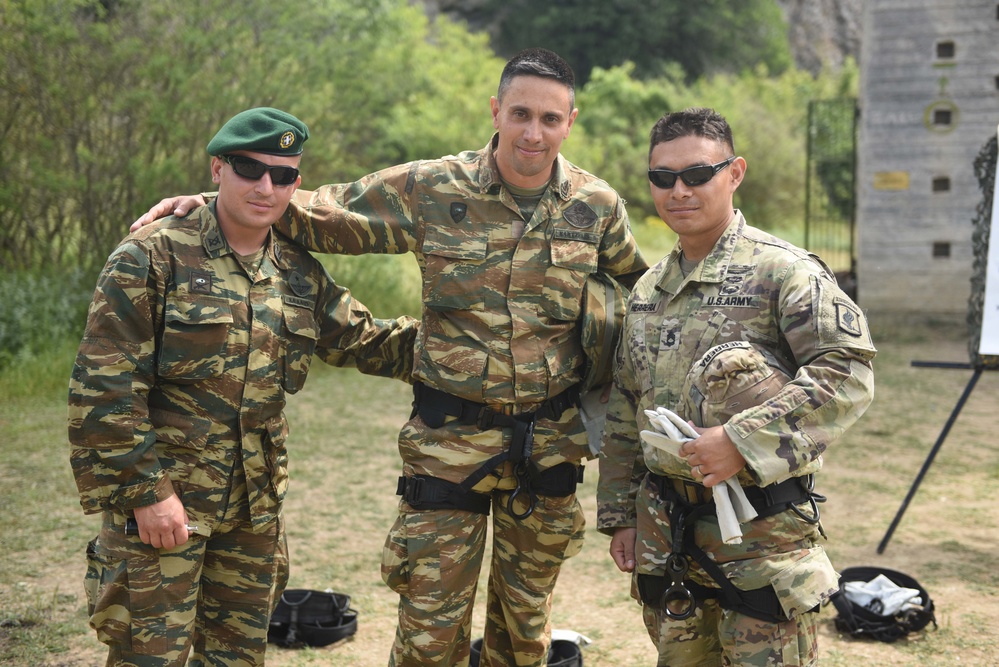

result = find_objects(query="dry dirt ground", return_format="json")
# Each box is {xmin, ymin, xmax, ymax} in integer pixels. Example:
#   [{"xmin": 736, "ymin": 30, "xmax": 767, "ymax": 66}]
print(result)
[{"xmin": 14, "ymin": 320, "xmax": 999, "ymax": 666}]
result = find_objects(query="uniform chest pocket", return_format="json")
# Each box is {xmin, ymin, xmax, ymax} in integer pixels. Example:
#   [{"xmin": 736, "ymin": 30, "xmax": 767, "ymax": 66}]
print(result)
[
  {"xmin": 421, "ymin": 224, "xmax": 488, "ymax": 311},
  {"xmin": 539, "ymin": 237, "xmax": 598, "ymax": 321},
  {"xmin": 282, "ymin": 302, "xmax": 319, "ymax": 394},
  {"xmin": 158, "ymin": 294, "xmax": 233, "ymax": 381}
]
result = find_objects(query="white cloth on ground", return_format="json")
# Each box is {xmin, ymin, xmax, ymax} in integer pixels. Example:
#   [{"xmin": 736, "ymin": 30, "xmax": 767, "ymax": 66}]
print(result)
[{"xmin": 842, "ymin": 575, "xmax": 924, "ymax": 616}]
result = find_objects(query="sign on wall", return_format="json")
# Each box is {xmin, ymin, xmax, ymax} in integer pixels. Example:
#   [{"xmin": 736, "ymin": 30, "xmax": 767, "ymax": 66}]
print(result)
[{"xmin": 980, "ymin": 125, "xmax": 999, "ymax": 357}]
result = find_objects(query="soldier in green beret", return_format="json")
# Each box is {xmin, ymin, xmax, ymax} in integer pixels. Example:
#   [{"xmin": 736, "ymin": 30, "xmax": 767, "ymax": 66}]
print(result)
[
  {"xmin": 133, "ymin": 50, "xmax": 649, "ymax": 667},
  {"xmin": 597, "ymin": 107, "xmax": 877, "ymax": 666},
  {"xmin": 69, "ymin": 107, "xmax": 418, "ymax": 666}
]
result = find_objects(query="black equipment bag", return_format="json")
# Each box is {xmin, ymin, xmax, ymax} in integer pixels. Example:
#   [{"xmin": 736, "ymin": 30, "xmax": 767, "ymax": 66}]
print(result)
[
  {"xmin": 267, "ymin": 589, "xmax": 358, "ymax": 648},
  {"xmin": 470, "ymin": 637, "xmax": 583, "ymax": 667},
  {"xmin": 830, "ymin": 566, "xmax": 936, "ymax": 643}
]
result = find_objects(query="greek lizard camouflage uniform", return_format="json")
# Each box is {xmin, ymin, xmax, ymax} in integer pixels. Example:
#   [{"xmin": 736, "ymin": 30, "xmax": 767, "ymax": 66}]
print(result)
[
  {"xmin": 69, "ymin": 203, "xmax": 417, "ymax": 666},
  {"xmin": 597, "ymin": 213, "xmax": 876, "ymax": 667},
  {"xmin": 278, "ymin": 134, "xmax": 649, "ymax": 667}
]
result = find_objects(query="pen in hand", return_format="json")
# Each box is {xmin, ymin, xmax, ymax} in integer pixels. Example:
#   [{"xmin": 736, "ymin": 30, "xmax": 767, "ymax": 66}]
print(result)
[{"xmin": 124, "ymin": 518, "xmax": 199, "ymax": 535}]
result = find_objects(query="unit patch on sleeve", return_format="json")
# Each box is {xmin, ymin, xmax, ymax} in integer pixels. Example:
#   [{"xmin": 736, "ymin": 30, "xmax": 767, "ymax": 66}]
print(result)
[{"xmin": 836, "ymin": 301, "xmax": 863, "ymax": 336}]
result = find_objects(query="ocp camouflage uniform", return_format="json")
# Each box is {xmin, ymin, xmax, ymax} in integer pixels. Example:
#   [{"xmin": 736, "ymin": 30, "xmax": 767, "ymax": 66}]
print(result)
[
  {"xmin": 69, "ymin": 204, "xmax": 417, "ymax": 666},
  {"xmin": 597, "ymin": 212, "xmax": 876, "ymax": 667},
  {"xmin": 278, "ymin": 134, "xmax": 649, "ymax": 667}
]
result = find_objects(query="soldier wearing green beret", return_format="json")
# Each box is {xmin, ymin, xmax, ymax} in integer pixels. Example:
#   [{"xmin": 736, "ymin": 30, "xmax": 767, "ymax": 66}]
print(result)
[
  {"xmin": 133, "ymin": 50, "xmax": 649, "ymax": 667},
  {"xmin": 69, "ymin": 107, "xmax": 418, "ymax": 666},
  {"xmin": 597, "ymin": 107, "xmax": 877, "ymax": 666}
]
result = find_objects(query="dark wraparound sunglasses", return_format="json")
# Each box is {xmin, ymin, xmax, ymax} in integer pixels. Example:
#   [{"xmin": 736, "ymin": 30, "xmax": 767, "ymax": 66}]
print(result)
[
  {"xmin": 648, "ymin": 156, "xmax": 736, "ymax": 189},
  {"xmin": 222, "ymin": 154, "xmax": 300, "ymax": 186}
]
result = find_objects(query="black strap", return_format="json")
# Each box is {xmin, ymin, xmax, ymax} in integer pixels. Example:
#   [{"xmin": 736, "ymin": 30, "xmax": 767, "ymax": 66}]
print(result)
[
  {"xmin": 411, "ymin": 382, "xmax": 582, "ymax": 519},
  {"xmin": 396, "ymin": 463, "xmax": 583, "ymax": 517},
  {"xmin": 641, "ymin": 474, "xmax": 825, "ymax": 623},
  {"xmin": 647, "ymin": 473, "xmax": 821, "ymax": 520},
  {"xmin": 397, "ymin": 475, "xmax": 491, "ymax": 515},
  {"xmin": 637, "ymin": 571, "xmax": 793, "ymax": 624},
  {"xmin": 412, "ymin": 381, "xmax": 580, "ymax": 430}
]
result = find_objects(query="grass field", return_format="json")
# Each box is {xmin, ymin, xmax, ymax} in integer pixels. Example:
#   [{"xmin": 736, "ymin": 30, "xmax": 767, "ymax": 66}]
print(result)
[{"xmin": 1, "ymin": 313, "xmax": 997, "ymax": 666}]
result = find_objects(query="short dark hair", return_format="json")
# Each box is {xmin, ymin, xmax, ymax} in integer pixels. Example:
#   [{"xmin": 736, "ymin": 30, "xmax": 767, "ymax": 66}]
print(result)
[
  {"xmin": 498, "ymin": 48, "xmax": 575, "ymax": 110},
  {"xmin": 649, "ymin": 107, "xmax": 735, "ymax": 159}
]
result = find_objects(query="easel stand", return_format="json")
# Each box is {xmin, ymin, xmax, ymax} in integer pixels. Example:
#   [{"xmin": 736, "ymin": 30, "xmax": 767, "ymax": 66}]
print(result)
[{"xmin": 877, "ymin": 361, "xmax": 985, "ymax": 554}]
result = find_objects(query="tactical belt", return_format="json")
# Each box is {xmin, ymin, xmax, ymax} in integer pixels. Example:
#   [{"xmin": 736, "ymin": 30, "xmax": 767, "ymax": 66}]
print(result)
[
  {"xmin": 412, "ymin": 381, "xmax": 581, "ymax": 434},
  {"xmin": 639, "ymin": 473, "xmax": 824, "ymax": 623},
  {"xmin": 410, "ymin": 382, "xmax": 582, "ymax": 519},
  {"xmin": 397, "ymin": 463, "xmax": 583, "ymax": 516},
  {"xmin": 647, "ymin": 473, "xmax": 821, "ymax": 521}
]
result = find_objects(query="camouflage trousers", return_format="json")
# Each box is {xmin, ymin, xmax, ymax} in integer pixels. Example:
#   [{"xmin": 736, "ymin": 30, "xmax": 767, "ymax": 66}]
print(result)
[
  {"xmin": 632, "ymin": 478, "xmax": 825, "ymax": 667},
  {"xmin": 83, "ymin": 473, "xmax": 285, "ymax": 667},
  {"xmin": 381, "ymin": 487, "xmax": 586, "ymax": 667},
  {"xmin": 641, "ymin": 599, "xmax": 818, "ymax": 667}
]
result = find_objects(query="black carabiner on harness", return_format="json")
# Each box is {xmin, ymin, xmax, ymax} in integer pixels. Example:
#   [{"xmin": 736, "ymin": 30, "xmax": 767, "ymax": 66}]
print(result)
[
  {"xmin": 661, "ymin": 552, "xmax": 696, "ymax": 620},
  {"xmin": 507, "ymin": 460, "xmax": 539, "ymax": 520},
  {"xmin": 660, "ymin": 505, "xmax": 697, "ymax": 619}
]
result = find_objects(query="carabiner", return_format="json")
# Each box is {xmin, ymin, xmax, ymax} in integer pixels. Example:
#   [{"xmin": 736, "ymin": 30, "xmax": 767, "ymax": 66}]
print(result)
[
  {"xmin": 661, "ymin": 552, "xmax": 696, "ymax": 620},
  {"xmin": 507, "ymin": 461, "xmax": 538, "ymax": 520}
]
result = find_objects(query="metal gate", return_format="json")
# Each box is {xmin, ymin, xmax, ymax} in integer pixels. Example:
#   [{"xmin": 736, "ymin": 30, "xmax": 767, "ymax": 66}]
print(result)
[{"xmin": 805, "ymin": 98, "xmax": 858, "ymax": 298}]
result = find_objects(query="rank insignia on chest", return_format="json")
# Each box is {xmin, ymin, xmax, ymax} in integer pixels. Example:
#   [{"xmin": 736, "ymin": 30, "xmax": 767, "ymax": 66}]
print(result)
[
  {"xmin": 289, "ymin": 272, "xmax": 312, "ymax": 297},
  {"xmin": 450, "ymin": 202, "xmax": 468, "ymax": 224},
  {"xmin": 660, "ymin": 327, "xmax": 680, "ymax": 350},
  {"xmin": 190, "ymin": 271, "xmax": 212, "ymax": 294}
]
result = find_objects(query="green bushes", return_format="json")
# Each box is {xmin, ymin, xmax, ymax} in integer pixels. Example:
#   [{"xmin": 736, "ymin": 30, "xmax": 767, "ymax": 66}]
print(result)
[{"xmin": 0, "ymin": 270, "xmax": 92, "ymax": 373}]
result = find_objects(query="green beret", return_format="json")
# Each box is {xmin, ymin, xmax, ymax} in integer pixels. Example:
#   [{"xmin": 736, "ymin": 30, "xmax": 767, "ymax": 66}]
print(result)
[{"xmin": 206, "ymin": 107, "xmax": 309, "ymax": 156}]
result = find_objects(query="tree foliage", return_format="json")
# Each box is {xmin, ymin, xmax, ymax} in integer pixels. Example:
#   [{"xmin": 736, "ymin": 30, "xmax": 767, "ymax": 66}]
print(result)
[
  {"xmin": 482, "ymin": 0, "xmax": 792, "ymax": 84},
  {"xmin": 566, "ymin": 60, "xmax": 859, "ymax": 245},
  {"xmin": 1, "ymin": 0, "xmax": 856, "ymax": 284},
  {"xmin": 0, "ymin": 0, "xmax": 496, "ymax": 273}
]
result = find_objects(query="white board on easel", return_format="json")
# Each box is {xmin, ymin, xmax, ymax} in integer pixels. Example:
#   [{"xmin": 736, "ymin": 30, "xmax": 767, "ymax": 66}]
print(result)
[{"xmin": 980, "ymin": 124, "xmax": 999, "ymax": 356}]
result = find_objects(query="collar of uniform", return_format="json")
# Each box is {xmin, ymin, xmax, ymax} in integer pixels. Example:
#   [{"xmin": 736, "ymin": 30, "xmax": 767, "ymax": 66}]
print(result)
[
  {"xmin": 697, "ymin": 211, "xmax": 745, "ymax": 283},
  {"xmin": 200, "ymin": 201, "xmax": 281, "ymax": 276},
  {"xmin": 654, "ymin": 212, "xmax": 746, "ymax": 293},
  {"xmin": 200, "ymin": 202, "xmax": 233, "ymax": 259},
  {"xmin": 480, "ymin": 133, "xmax": 573, "ymax": 201}
]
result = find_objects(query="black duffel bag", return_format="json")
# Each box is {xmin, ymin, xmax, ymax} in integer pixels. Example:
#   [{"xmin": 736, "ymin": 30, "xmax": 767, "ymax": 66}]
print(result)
[
  {"xmin": 470, "ymin": 637, "xmax": 583, "ymax": 667},
  {"xmin": 267, "ymin": 589, "xmax": 358, "ymax": 648},
  {"xmin": 830, "ymin": 566, "xmax": 936, "ymax": 643}
]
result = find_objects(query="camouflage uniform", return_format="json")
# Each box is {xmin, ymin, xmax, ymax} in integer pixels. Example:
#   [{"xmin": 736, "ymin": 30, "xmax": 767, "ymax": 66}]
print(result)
[
  {"xmin": 69, "ymin": 203, "xmax": 417, "ymax": 666},
  {"xmin": 278, "ymin": 135, "xmax": 649, "ymax": 666},
  {"xmin": 597, "ymin": 212, "xmax": 876, "ymax": 667}
]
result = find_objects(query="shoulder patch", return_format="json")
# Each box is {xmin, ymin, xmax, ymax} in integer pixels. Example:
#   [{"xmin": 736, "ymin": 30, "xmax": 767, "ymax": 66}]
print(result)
[
  {"xmin": 563, "ymin": 201, "xmax": 598, "ymax": 228},
  {"xmin": 812, "ymin": 275, "xmax": 876, "ymax": 352},
  {"xmin": 288, "ymin": 272, "xmax": 312, "ymax": 297},
  {"xmin": 835, "ymin": 301, "xmax": 863, "ymax": 337}
]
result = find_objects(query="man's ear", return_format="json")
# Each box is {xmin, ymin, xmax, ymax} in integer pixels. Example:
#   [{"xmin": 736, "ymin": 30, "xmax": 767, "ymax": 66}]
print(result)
[
  {"xmin": 729, "ymin": 156, "xmax": 747, "ymax": 190},
  {"xmin": 210, "ymin": 156, "xmax": 223, "ymax": 185}
]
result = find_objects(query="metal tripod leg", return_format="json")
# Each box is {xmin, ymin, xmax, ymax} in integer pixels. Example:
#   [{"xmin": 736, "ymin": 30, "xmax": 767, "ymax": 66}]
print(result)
[{"xmin": 877, "ymin": 367, "xmax": 983, "ymax": 554}]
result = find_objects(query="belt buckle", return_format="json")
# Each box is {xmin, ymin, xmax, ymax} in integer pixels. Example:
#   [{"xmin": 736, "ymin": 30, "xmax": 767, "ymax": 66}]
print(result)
[
  {"xmin": 679, "ymin": 479, "xmax": 710, "ymax": 505},
  {"xmin": 403, "ymin": 476, "xmax": 423, "ymax": 505},
  {"xmin": 476, "ymin": 406, "xmax": 495, "ymax": 430}
]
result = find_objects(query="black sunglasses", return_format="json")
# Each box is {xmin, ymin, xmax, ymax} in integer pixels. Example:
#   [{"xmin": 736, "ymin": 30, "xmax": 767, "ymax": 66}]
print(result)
[
  {"xmin": 221, "ymin": 154, "xmax": 300, "ymax": 186},
  {"xmin": 648, "ymin": 156, "xmax": 736, "ymax": 189}
]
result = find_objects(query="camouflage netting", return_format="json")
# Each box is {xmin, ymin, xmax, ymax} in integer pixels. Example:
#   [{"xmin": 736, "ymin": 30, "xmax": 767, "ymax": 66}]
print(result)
[{"xmin": 968, "ymin": 133, "xmax": 999, "ymax": 370}]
